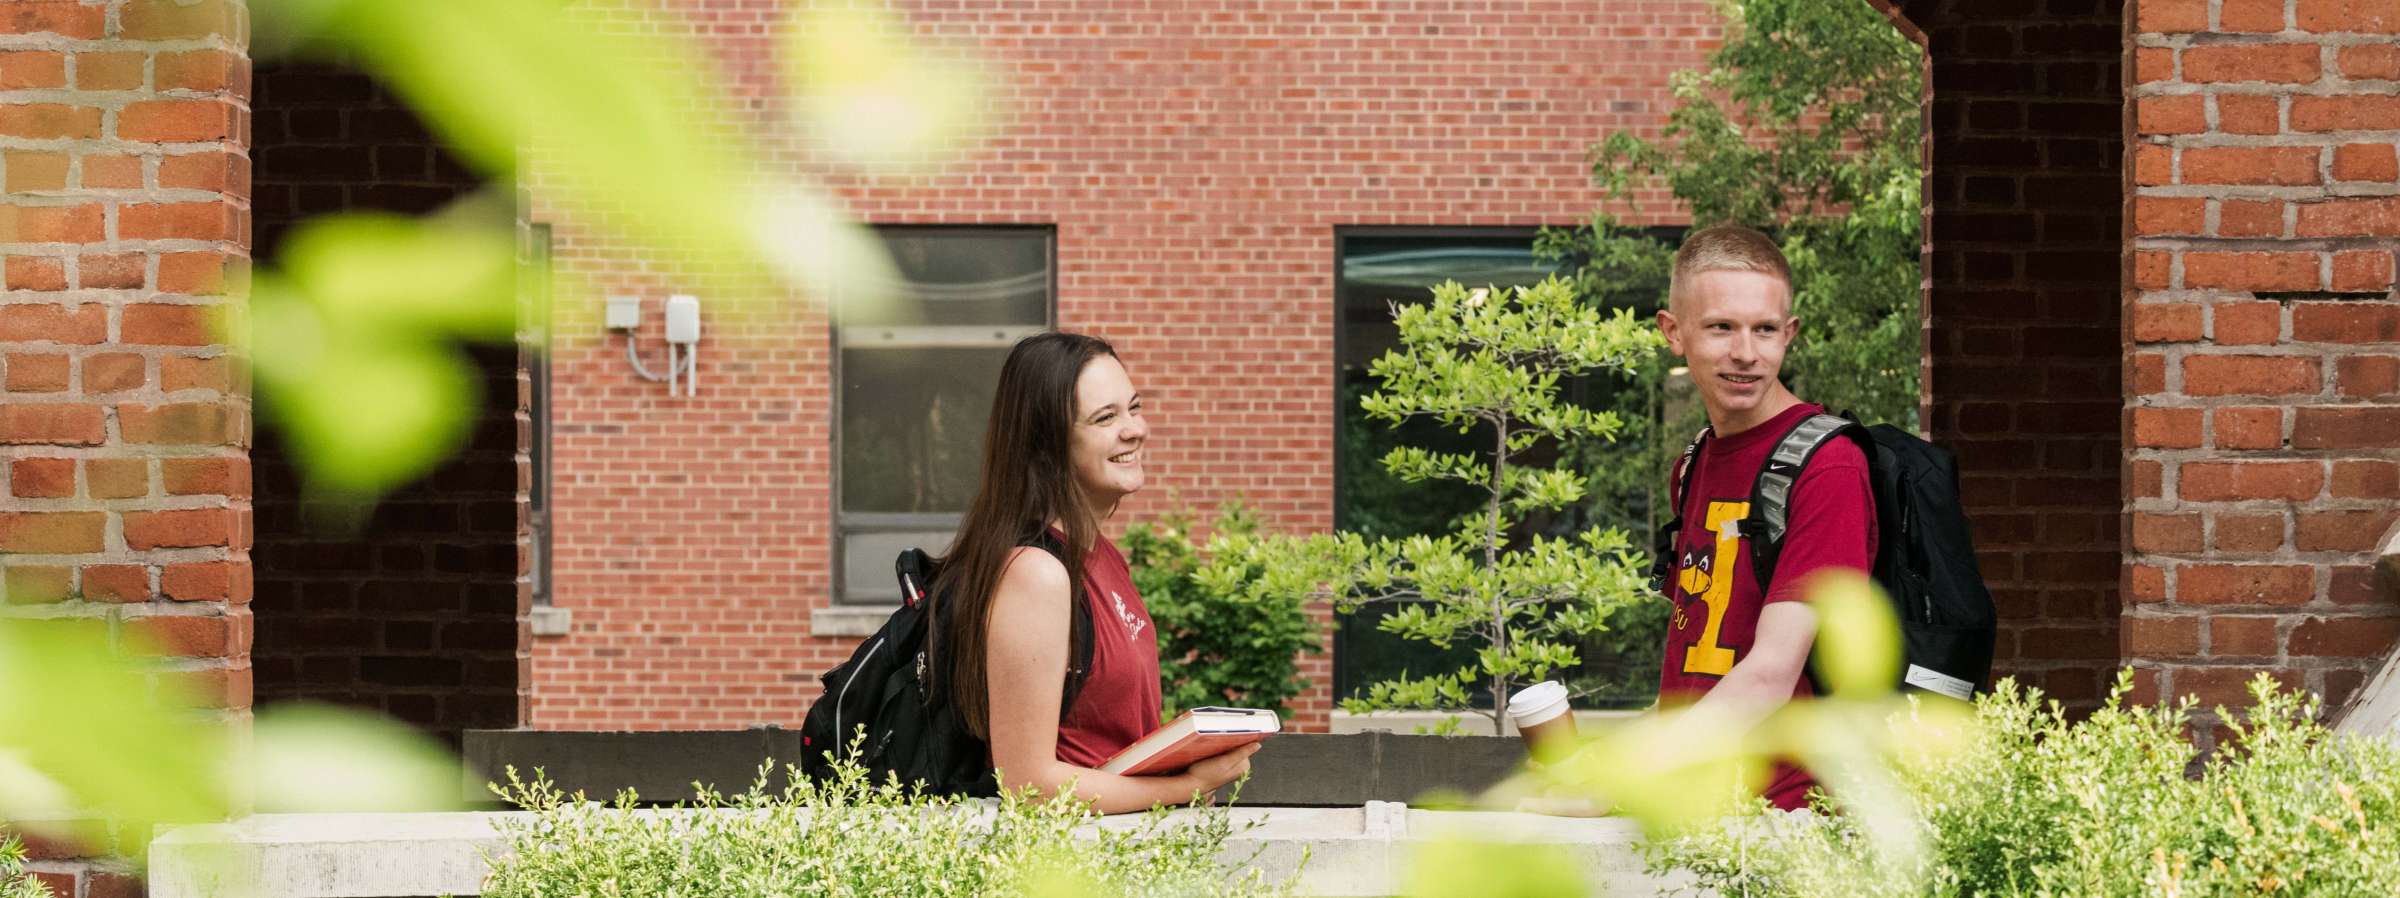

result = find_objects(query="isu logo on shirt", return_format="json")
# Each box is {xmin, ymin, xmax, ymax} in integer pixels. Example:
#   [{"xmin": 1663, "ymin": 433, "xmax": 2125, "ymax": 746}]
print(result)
[
  {"xmin": 1109, "ymin": 590, "xmax": 1146, "ymax": 638},
  {"xmin": 1671, "ymin": 499, "xmax": 1749, "ymax": 678}
]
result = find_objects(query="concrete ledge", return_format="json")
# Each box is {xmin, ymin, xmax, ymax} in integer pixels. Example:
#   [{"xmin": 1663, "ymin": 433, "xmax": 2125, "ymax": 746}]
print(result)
[
  {"xmin": 150, "ymin": 804, "xmax": 1673, "ymax": 898},
  {"xmin": 461, "ymin": 728, "xmax": 804, "ymax": 804}
]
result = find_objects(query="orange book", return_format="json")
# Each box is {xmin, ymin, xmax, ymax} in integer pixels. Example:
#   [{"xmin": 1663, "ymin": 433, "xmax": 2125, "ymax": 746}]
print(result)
[{"xmin": 1099, "ymin": 707, "xmax": 1280, "ymax": 776}]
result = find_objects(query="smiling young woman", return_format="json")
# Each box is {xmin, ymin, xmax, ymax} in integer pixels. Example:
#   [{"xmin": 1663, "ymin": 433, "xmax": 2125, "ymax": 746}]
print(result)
[{"xmin": 931, "ymin": 331, "xmax": 1257, "ymax": 813}]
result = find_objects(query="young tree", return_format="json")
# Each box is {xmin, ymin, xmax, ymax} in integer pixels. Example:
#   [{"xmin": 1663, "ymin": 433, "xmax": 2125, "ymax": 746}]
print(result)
[{"xmin": 1204, "ymin": 277, "xmax": 1660, "ymax": 731}]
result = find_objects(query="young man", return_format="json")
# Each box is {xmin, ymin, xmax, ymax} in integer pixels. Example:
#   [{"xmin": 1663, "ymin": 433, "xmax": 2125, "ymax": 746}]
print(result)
[{"xmin": 1653, "ymin": 223, "xmax": 1876, "ymax": 811}]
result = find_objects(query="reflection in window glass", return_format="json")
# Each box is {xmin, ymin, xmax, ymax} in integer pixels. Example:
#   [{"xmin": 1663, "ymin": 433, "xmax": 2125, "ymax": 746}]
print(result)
[
  {"xmin": 836, "ymin": 227, "xmax": 1051, "ymax": 603},
  {"xmin": 1332, "ymin": 228, "xmax": 1674, "ymax": 710},
  {"xmin": 1337, "ymin": 233, "xmax": 1563, "ymax": 538},
  {"xmin": 839, "ymin": 346, "xmax": 1010, "ymax": 515},
  {"xmin": 847, "ymin": 231, "xmax": 1050, "ymax": 327},
  {"xmin": 1334, "ymin": 231, "xmax": 1563, "ymax": 704}
]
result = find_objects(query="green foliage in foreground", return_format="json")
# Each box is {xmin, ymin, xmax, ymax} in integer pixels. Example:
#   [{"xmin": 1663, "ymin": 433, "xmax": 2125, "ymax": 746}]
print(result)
[
  {"xmin": 1124, "ymin": 502, "xmax": 1322, "ymax": 721},
  {"xmin": 0, "ymin": 839, "xmax": 49, "ymax": 898},
  {"xmin": 475, "ymin": 758, "xmax": 1294, "ymax": 898},
  {"xmin": 1649, "ymin": 674, "xmax": 2400, "ymax": 898}
]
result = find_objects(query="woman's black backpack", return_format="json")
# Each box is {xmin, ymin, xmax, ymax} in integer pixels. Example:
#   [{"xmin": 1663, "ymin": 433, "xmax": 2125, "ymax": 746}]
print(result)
[
  {"xmin": 798, "ymin": 537, "xmax": 1093, "ymax": 795},
  {"xmin": 1650, "ymin": 412, "xmax": 1998, "ymax": 701}
]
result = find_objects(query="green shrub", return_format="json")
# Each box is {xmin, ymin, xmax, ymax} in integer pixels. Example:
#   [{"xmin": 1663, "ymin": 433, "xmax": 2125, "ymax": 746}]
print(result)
[
  {"xmin": 0, "ymin": 838, "xmax": 48, "ymax": 898},
  {"xmin": 477, "ymin": 757, "xmax": 1293, "ymax": 898},
  {"xmin": 1647, "ymin": 673, "xmax": 2400, "ymax": 897},
  {"xmin": 1123, "ymin": 502, "xmax": 1321, "ymax": 720}
]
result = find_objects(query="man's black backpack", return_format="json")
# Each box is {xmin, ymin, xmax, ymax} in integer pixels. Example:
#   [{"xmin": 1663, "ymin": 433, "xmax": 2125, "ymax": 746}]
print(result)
[
  {"xmin": 799, "ymin": 537, "xmax": 1093, "ymax": 795},
  {"xmin": 1651, "ymin": 412, "xmax": 1998, "ymax": 701}
]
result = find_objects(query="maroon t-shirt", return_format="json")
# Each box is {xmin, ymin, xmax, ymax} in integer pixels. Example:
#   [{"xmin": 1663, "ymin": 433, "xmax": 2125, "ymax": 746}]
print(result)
[
  {"xmin": 1051, "ymin": 534, "xmax": 1165, "ymax": 769},
  {"xmin": 1658, "ymin": 402, "xmax": 1875, "ymax": 810}
]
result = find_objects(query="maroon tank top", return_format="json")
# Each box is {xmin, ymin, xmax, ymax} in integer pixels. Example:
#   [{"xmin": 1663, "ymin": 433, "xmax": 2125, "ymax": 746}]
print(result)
[{"xmin": 1050, "ymin": 534, "xmax": 1164, "ymax": 768}]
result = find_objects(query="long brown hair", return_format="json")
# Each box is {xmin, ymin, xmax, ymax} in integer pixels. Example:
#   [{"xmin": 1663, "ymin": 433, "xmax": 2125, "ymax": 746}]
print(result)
[{"xmin": 933, "ymin": 331, "xmax": 1116, "ymax": 740}]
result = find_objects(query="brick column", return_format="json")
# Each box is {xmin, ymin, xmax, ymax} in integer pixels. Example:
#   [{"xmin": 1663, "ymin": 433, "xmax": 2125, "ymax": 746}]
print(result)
[
  {"xmin": 2126, "ymin": 0, "xmax": 2400, "ymax": 741},
  {"xmin": 1907, "ymin": 0, "xmax": 2129, "ymax": 711},
  {"xmin": 2, "ymin": 0, "xmax": 251, "ymax": 892}
]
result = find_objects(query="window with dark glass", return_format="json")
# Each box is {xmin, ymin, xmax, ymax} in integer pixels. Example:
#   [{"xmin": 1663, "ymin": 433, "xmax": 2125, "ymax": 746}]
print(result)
[
  {"xmin": 1332, "ymin": 227, "xmax": 1678, "ymax": 709},
  {"xmin": 835, "ymin": 227, "xmax": 1053, "ymax": 603}
]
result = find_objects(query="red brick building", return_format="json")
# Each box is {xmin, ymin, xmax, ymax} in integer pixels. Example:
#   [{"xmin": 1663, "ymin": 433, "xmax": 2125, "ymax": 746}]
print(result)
[
  {"xmin": 527, "ymin": 0, "xmax": 1729, "ymax": 733},
  {"xmin": 5, "ymin": 0, "xmax": 2399, "ymax": 892}
]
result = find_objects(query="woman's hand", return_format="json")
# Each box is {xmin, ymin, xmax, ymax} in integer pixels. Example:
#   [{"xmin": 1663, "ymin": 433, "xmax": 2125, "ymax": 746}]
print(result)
[{"xmin": 1173, "ymin": 742, "xmax": 1262, "ymax": 801}]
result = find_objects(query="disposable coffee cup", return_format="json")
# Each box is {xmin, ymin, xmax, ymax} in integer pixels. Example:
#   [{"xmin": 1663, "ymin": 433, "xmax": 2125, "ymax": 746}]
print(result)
[{"xmin": 1506, "ymin": 680, "xmax": 1575, "ymax": 761}]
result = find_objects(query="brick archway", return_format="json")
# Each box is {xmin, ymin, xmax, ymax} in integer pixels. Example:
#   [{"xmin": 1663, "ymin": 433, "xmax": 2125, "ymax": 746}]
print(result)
[{"xmin": 1858, "ymin": 0, "xmax": 2130, "ymax": 710}]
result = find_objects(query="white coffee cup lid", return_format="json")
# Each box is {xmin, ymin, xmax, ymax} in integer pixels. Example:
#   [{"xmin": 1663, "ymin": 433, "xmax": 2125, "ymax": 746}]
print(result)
[{"xmin": 1505, "ymin": 680, "xmax": 1570, "ymax": 725}]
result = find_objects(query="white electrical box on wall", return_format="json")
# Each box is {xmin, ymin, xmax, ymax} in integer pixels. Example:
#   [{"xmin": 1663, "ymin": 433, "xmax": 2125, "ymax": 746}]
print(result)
[
  {"xmin": 605, "ymin": 295, "xmax": 642, "ymax": 330},
  {"xmin": 609, "ymin": 293, "xmax": 702, "ymax": 397},
  {"xmin": 664, "ymin": 294, "xmax": 701, "ymax": 345}
]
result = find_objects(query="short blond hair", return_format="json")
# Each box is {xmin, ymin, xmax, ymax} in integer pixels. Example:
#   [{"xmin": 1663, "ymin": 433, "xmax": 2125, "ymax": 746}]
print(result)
[{"xmin": 1668, "ymin": 223, "xmax": 1793, "ymax": 313}]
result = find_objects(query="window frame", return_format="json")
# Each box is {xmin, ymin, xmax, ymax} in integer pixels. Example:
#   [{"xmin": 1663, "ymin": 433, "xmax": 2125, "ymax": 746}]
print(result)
[
  {"xmin": 1329, "ymin": 226, "xmax": 1555, "ymax": 532},
  {"xmin": 830, "ymin": 224, "xmax": 1057, "ymax": 606},
  {"xmin": 521, "ymin": 220, "xmax": 556, "ymax": 611},
  {"xmin": 1329, "ymin": 225, "xmax": 1586, "ymax": 704}
]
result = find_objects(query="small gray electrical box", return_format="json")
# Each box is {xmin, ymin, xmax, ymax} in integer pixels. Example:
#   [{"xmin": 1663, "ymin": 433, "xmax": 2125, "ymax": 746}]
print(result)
[{"xmin": 605, "ymin": 295, "xmax": 641, "ymax": 330}]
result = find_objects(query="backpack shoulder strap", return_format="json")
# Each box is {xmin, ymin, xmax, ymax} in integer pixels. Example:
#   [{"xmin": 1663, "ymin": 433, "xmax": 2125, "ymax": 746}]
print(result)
[
  {"xmin": 1671, "ymin": 429, "xmax": 1708, "ymax": 506},
  {"xmin": 1022, "ymin": 533, "xmax": 1098, "ymax": 716},
  {"xmin": 1648, "ymin": 427, "xmax": 1712, "ymax": 595},
  {"xmin": 1747, "ymin": 412, "xmax": 1863, "ymax": 590}
]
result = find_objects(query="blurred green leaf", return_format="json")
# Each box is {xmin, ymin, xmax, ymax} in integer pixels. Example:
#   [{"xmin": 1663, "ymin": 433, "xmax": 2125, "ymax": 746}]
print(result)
[
  {"xmin": 280, "ymin": 211, "xmax": 516, "ymax": 342},
  {"xmin": 785, "ymin": 4, "xmax": 989, "ymax": 169},
  {"xmin": 0, "ymin": 619, "xmax": 476, "ymax": 853},
  {"xmin": 1406, "ymin": 838, "xmax": 1589, "ymax": 898},
  {"xmin": 257, "ymin": 0, "xmax": 909, "ymax": 311},
  {"xmin": 259, "ymin": 0, "xmax": 747, "ymax": 268},
  {"xmin": 241, "ymin": 253, "xmax": 483, "ymax": 503},
  {"xmin": 0, "ymin": 619, "xmax": 227, "ymax": 852},
  {"xmin": 1558, "ymin": 708, "xmax": 1767, "ymax": 838},
  {"xmin": 1014, "ymin": 855, "xmax": 1107, "ymax": 898},
  {"xmin": 243, "ymin": 704, "xmax": 466, "ymax": 814},
  {"xmin": 1806, "ymin": 570, "xmax": 1901, "ymax": 700}
]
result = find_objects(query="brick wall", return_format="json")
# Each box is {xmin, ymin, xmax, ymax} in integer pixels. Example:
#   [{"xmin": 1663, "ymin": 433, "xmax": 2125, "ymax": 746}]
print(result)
[
  {"xmin": 1898, "ymin": 0, "xmax": 2131, "ymax": 711},
  {"xmin": 1, "ymin": 0, "xmax": 250, "ymax": 893},
  {"xmin": 246, "ymin": 60, "xmax": 520, "ymax": 746},
  {"xmin": 2125, "ymin": 0, "xmax": 2400, "ymax": 741},
  {"xmin": 529, "ymin": 0, "xmax": 1728, "ymax": 731}
]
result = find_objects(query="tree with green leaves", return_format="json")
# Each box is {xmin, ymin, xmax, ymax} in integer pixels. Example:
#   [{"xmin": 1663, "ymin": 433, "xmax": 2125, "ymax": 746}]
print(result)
[
  {"xmin": 1545, "ymin": 0, "xmax": 1924, "ymax": 431},
  {"xmin": 1204, "ymin": 277, "xmax": 1661, "ymax": 732}
]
